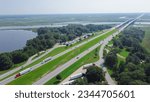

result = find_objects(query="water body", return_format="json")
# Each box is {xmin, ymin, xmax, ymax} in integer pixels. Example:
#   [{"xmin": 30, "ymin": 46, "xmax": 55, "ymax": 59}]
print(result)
[
  {"xmin": 0, "ymin": 22, "xmax": 121, "ymax": 30},
  {"xmin": 0, "ymin": 30, "xmax": 37, "ymax": 53},
  {"xmin": 1, "ymin": 21, "xmax": 150, "ymax": 30}
]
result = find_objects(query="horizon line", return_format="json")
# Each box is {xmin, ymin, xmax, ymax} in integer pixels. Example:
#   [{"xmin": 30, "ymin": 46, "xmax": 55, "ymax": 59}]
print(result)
[{"xmin": 0, "ymin": 12, "xmax": 148, "ymax": 16}]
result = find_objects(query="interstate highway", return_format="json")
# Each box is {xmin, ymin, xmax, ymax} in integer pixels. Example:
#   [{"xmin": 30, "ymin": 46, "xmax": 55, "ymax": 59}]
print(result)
[{"xmin": 0, "ymin": 14, "xmax": 143, "ymax": 85}]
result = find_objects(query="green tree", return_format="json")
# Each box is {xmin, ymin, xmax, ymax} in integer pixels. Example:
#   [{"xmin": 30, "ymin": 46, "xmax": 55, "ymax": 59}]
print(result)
[
  {"xmin": 126, "ymin": 63, "xmax": 139, "ymax": 72},
  {"xmin": 86, "ymin": 66, "xmax": 104, "ymax": 83},
  {"xmin": 118, "ymin": 72, "xmax": 132, "ymax": 85},
  {"xmin": 12, "ymin": 50, "xmax": 28, "ymax": 64},
  {"xmin": 56, "ymin": 75, "xmax": 62, "ymax": 81},
  {"xmin": 129, "ymin": 80, "xmax": 148, "ymax": 85},
  {"xmin": 104, "ymin": 52, "xmax": 118, "ymax": 68},
  {"xmin": 0, "ymin": 54, "xmax": 13, "ymax": 70}
]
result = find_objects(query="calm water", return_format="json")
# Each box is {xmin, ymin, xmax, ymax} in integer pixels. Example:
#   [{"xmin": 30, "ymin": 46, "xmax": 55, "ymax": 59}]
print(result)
[{"xmin": 0, "ymin": 30, "xmax": 37, "ymax": 53}]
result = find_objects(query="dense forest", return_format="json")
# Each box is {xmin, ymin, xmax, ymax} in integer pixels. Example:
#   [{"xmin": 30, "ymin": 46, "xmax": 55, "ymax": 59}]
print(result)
[
  {"xmin": 0, "ymin": 24, "xmax": 111, "ymax": 71},
  {"xmin": 104, "ymin": 27, "xmax": 150, "ymax": 85}
]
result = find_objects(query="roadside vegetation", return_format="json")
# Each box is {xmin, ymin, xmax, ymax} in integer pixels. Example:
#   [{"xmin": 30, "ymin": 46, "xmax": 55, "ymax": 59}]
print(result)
[{"xmin": 104, "ymin": 27, "xmax": 150, "ymax": 85}]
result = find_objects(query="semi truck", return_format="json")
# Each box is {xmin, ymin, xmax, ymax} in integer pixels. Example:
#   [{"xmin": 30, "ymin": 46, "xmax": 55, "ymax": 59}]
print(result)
[
  {"xmin": 82, "ymin": 63, "xmax": 95, "ymax": 69},
  {"xmin": 15, "ymin": 68, "xmax": 32, "ymax": 78},
  {"xmin": 69, "ymin": 73, "xmax": 83, "ymax": 81}
]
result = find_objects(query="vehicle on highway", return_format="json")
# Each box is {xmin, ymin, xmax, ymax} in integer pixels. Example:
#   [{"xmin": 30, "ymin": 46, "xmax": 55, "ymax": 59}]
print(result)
[
  {"xmin": 41, "ymin": 57, "xmax": 52, "ymax": 64},
  {"xmin": 76, "ymin": 56, "xmax": 79, "ymax": 59},
  {"xmin": 69, "ymin": 73, "xmax": 83, "ymax": 81},
  {"xmin": 15, "ymin": 68, "xmax": 32, "ymax": 78},
  {"xmin": 82, "ymin": 63, "xmax": 95, "ymax": 69}
]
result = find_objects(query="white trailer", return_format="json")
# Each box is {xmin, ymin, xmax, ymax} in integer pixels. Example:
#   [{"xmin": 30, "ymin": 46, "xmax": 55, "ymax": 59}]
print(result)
[
  {"xmin": 61, "ymin": 80, "xmax": 75, "ymax": 85},
  {"xmin": 69, "ymin": 73, "xmax": 83, "ymax": 81},
  {"xmin": 20, "ymin": 68, "xmax": 32, "ymax": 75},
  {"xmin": 82, "ymin": 63, "xmax": 95, "ymax": 69}
]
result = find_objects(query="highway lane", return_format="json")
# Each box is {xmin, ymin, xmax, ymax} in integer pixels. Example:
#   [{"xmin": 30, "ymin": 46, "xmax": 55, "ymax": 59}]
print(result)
[{"xmin": 0, "ymin": 27, "xmax": 116, "ymax": 85}]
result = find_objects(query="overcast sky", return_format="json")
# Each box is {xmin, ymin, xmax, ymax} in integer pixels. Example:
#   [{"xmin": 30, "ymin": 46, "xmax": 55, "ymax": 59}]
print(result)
[{"xmin": 0, "ymin": 0, "xmax": 150, "ymax": 15}]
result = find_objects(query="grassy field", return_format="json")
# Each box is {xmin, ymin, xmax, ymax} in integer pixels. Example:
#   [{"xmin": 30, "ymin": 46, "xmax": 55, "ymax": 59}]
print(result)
[
  {"xmin": 118, "ymin": 49, "xmax": 129, "ymax": 58},
  {"xmin": 107, "ymin": 69, "xmax": 113, "ymax": 76},
  {"xmin": 107, "ymin": 55, "xmax": 125, "ymax": 76},
  {"xmin": 117, "ymin": 55, "xmax": 125, "ymax": 63},
  {"xmin": 8, "ymin": 29, "xmax": 116, "ymax": 85},
  {"xmin": 142, "ymin": 27, "xmax": 150, "ymax": 53},
  {"xmin": 45, "ymin": 46, "xmax": 101, "ymax": 85}
]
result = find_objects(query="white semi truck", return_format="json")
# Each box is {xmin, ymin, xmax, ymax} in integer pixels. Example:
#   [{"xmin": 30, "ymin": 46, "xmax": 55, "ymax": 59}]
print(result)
[
  {"xmin": 82, "ymin": 63, "xmax": 95, "ymax": 69},
  {"xmin": 69, "ymin": 73, "xmax": 83, "ymax": 81}
]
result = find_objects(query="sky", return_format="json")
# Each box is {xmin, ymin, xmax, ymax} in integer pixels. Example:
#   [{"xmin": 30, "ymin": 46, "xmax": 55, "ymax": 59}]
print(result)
[{"xmin": 0, "ymin": 0, "xmax": 150, "ymax": 15}]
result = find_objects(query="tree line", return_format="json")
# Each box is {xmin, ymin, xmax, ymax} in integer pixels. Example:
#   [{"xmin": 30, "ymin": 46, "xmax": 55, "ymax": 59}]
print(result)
[
  {"xmin": 104, "ymin": 27, "xmax": 150, "ymax": 85},
  {"xmin": 0, "ymin": 24, "xmax": 111, "ymax": 71}
]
